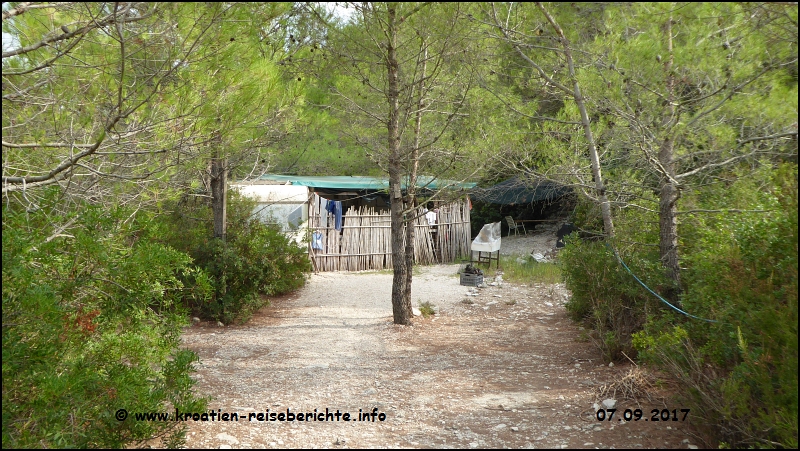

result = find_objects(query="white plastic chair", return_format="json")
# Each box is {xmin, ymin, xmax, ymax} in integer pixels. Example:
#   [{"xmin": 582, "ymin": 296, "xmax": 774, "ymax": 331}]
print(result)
[{"xmin": 505, "ymin": 216, "xmax": 526, "ymax": 236}]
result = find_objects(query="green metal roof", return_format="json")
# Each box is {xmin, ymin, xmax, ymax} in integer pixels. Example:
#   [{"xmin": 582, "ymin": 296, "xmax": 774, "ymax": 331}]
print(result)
[{"xmin": 256, "ymin": 174, "xmax": 476, "ymax": 191}]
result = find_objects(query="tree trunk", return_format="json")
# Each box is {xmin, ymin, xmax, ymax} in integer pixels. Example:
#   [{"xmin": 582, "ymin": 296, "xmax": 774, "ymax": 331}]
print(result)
[
  {"xmin": 403, "ymin": 194, "xmax": 415, "ymax": 311},
  {"xmin": 537, "ymin": 3, "xmax": 615, "ymax": 238},
  {"xmin": 211, "ymin": 139, "xmax": 227, "ymax": 241},
  {"xmin": 387, "ymin": 5, "xmax": 412, "ymax": 325},
  {"xmin": 659, "ymin": 15, "xmax": 681, "ymax": 290},
  {"xmin": 403, "ymin": 41, "xmax": 427, "ymax": 313},
  {"xmin": 210, "ymin": 133, "xmax": 228, "ymax": 307}
]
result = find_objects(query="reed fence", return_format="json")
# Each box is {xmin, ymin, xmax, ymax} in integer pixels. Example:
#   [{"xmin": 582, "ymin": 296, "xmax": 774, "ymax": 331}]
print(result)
[{"xmin": 308, "ymin": 193, "xmax": 471, "ymax": 272}]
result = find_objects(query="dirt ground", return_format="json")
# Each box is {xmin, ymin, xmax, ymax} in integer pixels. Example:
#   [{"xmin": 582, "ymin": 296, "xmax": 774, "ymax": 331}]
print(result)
[{"xmin": 177, "ymin": 239, "xmax": 704, "ymax": 449}]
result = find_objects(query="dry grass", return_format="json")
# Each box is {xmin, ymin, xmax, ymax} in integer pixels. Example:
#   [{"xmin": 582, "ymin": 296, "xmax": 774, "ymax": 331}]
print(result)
[{"xmin": 594, "ymin": 365, "xmax": 671, "ymax": 409}]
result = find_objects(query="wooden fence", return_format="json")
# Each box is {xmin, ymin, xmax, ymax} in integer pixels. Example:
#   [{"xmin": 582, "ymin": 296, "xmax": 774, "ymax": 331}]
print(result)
[{"xmin": 308, "ymin": 193, "xmax": 471, "ymax": 272}]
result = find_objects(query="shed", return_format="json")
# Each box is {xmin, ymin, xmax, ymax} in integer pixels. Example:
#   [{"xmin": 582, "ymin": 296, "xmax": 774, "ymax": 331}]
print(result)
[{"xmin": 231, "ymin": 175, "xmax": 476, "ymax": 272}]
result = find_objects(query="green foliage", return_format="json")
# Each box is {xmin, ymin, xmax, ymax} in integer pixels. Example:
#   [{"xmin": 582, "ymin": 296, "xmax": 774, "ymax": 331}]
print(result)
[
  {"xmin": 418, "ymin": 301, "xmax": 436, "ymax": 318},
  {"xmin": 633, "ymin": 165, "xmax": 798, "ymax": 448},
  {"xmin": 145, "ymin": 190, "xmax": 310, "ymax": 324},
  {"xmin": 2, "ymin": 194, "xmax": 207, "ymax": 448},
  {"xmin": 560, "ymin": 235, "xmax": 672, "ymax": 362}
]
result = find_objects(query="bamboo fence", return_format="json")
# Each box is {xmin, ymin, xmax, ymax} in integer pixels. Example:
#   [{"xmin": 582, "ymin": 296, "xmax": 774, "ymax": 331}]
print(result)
[{"xmin": 308, "ymin": 193, "xmax": 471, "ymax": 272}]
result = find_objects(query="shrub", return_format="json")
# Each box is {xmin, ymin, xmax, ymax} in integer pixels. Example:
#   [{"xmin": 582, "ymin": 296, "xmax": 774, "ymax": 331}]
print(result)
[
  {"xmin": 418, "ymin": 301, "xmax": 436, "ymax": 318},
  {"xmin": 560, "ymin": 236, "xmax": 672, "ymax": 361},
  {"xmin": 2, "ymin": 195, "xmax": 208, "ymax": 448},
  {"xmin": 144, "ymin": 189, "xmax": 310, "ymax": 324},
  {"xmin": 634, "ymin": 165, "xmax": 798, "ymax": 448}
]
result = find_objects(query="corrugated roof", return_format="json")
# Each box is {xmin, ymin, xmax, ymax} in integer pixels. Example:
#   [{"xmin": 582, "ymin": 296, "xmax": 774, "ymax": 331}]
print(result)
[{"xmin": 255, "ymin": 174, "xmax": 476, "ymax": 190}]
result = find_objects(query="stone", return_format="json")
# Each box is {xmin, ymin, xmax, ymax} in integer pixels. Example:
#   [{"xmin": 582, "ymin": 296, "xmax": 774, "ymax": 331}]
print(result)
[
  {"xmin": 192, "ymin": 317, "xmax": 201, "ymax": 323},
  {"xmin": 688, "ymin": 446, "xmax": 698, "ymax": 450},
  {"xmin": 216, "ymin": 321, "xmax": 224, "ymax": 327},
  {"xmin": 494, "ymin": 423, "xmax": 507, "ymax": 431},
  {"xmin": 219, "ymin": 446, "xmax": 232, "ymax": 449},
  {"xmin": 602, "ymin": 398, "xmax": 617, "ymax": 409},
  {"xmin": 412, "ymin": 307, "xmax": 421, "ymax": 316},
  {"xmin": 609, "ymin": 362, "xmax": 614, "ymax": 367},
  {"xmin": 215, "ymin": 433, "xmax": 239, "ymax": 444},
  {"xmin": 511, "ymin": 427, "xmax": 519, "ymax": 432}
]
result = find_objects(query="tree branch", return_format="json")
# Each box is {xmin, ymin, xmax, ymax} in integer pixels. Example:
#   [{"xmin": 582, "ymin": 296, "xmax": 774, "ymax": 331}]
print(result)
[
  {"xmin": 2, "ymin": 3, "xmax": 151, "ymax": 59},
  {"xmin": 737, "ymin": 130, "xmax": 797, "ymax": 145}
]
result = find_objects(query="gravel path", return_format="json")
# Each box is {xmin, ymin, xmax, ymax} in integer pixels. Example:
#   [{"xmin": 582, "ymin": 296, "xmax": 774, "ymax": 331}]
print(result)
[{"xmin": 178, "ymin": 259, "xmax": 700, "ymax": 449}]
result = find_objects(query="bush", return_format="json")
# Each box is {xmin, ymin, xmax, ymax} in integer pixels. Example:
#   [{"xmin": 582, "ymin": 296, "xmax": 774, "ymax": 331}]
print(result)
[
  {"xmin": 2, "ymin": 195, "xmax": 208, "ymax": 448},
  {"xmin": 633, "ymin": 165, "xmax": 798, "ymax": 448},
  {"xmin": 144, "ymin": 189, "xmax": 310, "ymax": 324},
  {"xmin": 560, "ymin": 236, "xmax": 672, "ymax": 362}
]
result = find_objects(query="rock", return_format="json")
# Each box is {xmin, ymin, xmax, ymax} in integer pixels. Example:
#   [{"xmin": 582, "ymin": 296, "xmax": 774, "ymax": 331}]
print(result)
[
  {"xmin": 219, "ymin": 445, "xmax": 232, "ymax": 449},
  {"xmin": 412, "ymin": 307, "xmax": 421, "ymax": 316},
  {"xmin": 192, "ymin": 317, "xmax": 201, "ymax": 323},
  {"xmin": 215, "ymin": 432, "xmax": 239, "ymax": 444},
  {"xmin": 494, "ymin": 423, "xmax": 507, "ymax": 431},
  {"xmin": 602, "ymin": 398, "xmax": 617, "ymax": 409},
  {"xmin": 363, "ymin": 387, "xmax": 377, "ymax": 395},
  {"xmin": 532, "ymin": 252, "xmax": 548, "ymax": 263},
  {"xmin": 511, "ymin": 426, "xmax": 519, "ymax": 432},
  {"xmin": 216, "ymin": 321, "xmax": 224, "ymax": 327},
  {"xmin": 609, "ymin": 362, "xmax": 614, "ymax": 367},
  {"xmin": 688, "ymin": 446, "xmax": 698, "ymax": 450}
]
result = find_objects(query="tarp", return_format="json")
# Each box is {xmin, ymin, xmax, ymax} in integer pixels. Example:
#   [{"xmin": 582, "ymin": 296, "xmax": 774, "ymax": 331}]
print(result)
[
  {"xmin": 254, "ymin": 174, "xmax": 476, "ymax": 191},
  {"xmin": 471, "ymin": 222, "xmax": 501, "ymax": 252},
  {"xmin": 470, "ymin": 177, "xmax": 571, "ymax": 205}
]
